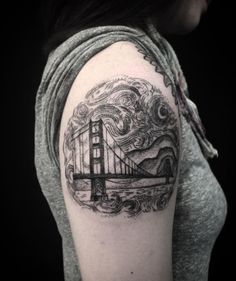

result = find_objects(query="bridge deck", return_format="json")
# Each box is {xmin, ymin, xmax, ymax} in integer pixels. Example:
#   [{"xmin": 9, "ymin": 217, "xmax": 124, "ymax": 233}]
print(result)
[{"xmin": 73, "ymin": 173, "xmax": 164, "ymax": 179}]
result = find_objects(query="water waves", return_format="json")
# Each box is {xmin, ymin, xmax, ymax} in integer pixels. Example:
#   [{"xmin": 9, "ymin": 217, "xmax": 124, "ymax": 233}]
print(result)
[{"xmin": 74, "ymin": 188, "xmax": 173, "ymax": 217}]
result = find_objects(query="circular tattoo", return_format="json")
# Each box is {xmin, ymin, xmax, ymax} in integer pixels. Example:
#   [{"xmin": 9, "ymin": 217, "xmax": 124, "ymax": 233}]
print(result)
[{"xmin": 63, "ymin": 76, "xmax": 179, "ymax": 217}]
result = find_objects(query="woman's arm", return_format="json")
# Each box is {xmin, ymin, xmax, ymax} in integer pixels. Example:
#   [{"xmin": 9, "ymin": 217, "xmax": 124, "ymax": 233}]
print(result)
[{"xmin": 59, "ymin": 41, "xmax": 181, "ymax": 281}]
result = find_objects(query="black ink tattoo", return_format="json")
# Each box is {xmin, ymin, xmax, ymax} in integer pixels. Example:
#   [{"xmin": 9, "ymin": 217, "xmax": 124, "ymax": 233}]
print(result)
[{"xmin": 63, "ymin": 76, "xmax": 179, "ymax": 217}]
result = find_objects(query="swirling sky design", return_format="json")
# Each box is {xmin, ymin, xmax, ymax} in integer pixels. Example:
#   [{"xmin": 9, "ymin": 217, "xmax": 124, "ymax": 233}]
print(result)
[
  {"xmin": 63, "ymin": 76, "xmax": 179, "ymax": 216},
  {"xmin": 64, "ymin": 75, "xmax": 178, "ymax": 158}
]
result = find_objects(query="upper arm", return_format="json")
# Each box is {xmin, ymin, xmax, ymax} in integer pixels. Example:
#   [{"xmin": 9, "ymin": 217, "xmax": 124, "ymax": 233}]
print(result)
[{"xmin": 59, "ymin": 41, "xmax": 181, "ymax": 281}]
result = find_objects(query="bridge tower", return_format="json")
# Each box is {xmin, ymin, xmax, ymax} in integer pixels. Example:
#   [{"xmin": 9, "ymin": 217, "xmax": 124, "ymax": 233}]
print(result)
[{"xmin": 89, "ymin": 119, "xmax": 108, "ymax": 201}]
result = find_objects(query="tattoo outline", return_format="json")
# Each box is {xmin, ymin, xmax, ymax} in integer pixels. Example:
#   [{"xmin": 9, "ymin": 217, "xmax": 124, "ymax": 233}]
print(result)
[{"xmin": 63, "ymin": 76, "xmax": 179, "ymax": 217}]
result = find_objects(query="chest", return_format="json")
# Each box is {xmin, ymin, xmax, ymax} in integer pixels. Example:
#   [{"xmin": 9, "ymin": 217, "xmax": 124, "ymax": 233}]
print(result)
[{"xmin": 174, "ymin": 116, "xmax": 227, "ymax": 245}]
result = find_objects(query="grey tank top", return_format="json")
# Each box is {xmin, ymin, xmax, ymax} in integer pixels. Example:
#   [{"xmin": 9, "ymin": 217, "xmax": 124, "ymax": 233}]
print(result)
[{"xmin": 34, "ymin": 24, "xmax": 227, "ymax": 281}]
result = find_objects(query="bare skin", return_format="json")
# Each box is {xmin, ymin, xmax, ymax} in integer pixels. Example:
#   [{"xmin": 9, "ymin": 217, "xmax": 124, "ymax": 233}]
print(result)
[
  {"xmin": 59, "ymin": 1, "xmax": 210, "ymax": 280},
  {"xmin": 60, "ymin": 41, "xmax": 180, "ymax": 281}
]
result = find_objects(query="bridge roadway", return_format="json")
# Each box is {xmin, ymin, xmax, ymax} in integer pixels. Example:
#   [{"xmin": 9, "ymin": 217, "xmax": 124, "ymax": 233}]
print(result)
[{"xmin": 73, "ymin": 173, "xmax": 163, "ymax": 179}]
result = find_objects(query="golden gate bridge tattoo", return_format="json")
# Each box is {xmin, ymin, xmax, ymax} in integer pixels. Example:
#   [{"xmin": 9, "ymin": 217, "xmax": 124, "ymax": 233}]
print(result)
[{"xmin": 64, "ymin": 76, "xmax": 179, "ymax": 217}]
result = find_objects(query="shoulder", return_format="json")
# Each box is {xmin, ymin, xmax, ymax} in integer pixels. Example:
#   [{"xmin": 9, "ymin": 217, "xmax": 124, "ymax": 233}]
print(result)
[
  {"xmin": 64, "ymin": 40, "xmax": 177, "ymax": 116},
  {"xmin": 56, "ymin": 35, "xmax": 182, "ymax": 281},
  {"xmin": 59, "ymin": 39, "xmax": 182, "ymax": 213}
]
